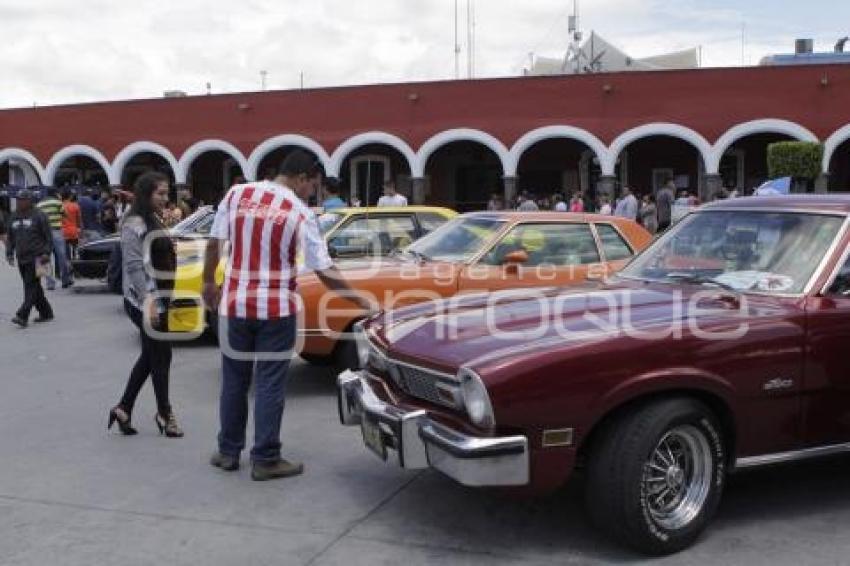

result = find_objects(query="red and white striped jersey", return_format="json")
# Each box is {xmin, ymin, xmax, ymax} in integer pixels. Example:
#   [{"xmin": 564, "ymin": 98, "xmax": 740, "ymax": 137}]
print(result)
[{"xmin": 209, "ymin": 181, "xmax": 332, "ymax": 320}]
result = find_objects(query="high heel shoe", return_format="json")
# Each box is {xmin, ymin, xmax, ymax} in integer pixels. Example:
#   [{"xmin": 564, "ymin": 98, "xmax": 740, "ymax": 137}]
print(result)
[
  {"xmin": 154, "ymin": 412, "xmax": 184, "ymax": 438},
  {"xmin": 108, "ymin": 405, "xmax": 138, "ymax": 435}
]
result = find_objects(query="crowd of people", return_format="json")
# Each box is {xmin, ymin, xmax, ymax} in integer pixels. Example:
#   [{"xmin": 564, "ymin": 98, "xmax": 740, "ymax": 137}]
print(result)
[{"xmin": 484, "ymin": 178, "xmax": 707, "ymax": 234}]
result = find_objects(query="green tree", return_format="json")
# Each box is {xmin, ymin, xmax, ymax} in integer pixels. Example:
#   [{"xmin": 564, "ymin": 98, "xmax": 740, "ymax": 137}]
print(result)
[{"xmin": 767, "ymin": 141, "xmax": 824, "ymax": 192}]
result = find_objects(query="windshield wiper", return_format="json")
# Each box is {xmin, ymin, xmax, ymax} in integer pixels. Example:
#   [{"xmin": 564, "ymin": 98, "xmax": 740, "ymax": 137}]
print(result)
[{"xmin": 665, "ymin": 272, "xmax": 740, "ymax": 293}]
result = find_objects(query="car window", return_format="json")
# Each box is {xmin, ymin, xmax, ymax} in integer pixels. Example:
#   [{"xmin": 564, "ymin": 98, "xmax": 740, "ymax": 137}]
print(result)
[
  {"xmin": 479, "ymin": 223, "xmax": 600, "ymax": 267},
  {"xmin": 328, "ymin": 215, "xmax": 417, "ymax": 255},
  {"xmin": 417, "ymin": 212, "xmax": 450, "ymax": 235},
  {"xmin": 622, "ymin": 211, "xmax": 845, "ymax": 295},
  {"xmin": 318, "ymin": 212, "xmax": 345, "ymax": 235},
  {"xmin": 596, "ymin": 224, "xmax": 634, "ymax": 261},
  {"xmin": 827, "ymin": 249, "xmax": 850, "ymax": 297}
]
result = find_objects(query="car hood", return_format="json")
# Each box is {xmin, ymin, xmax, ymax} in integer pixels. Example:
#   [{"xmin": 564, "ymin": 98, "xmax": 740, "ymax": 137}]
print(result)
[{"xmin": 370, "ymin": 279, "xmax": 755, "ymax": 373}]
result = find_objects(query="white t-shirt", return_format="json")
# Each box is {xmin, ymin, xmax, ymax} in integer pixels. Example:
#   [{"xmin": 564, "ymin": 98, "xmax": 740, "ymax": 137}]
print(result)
[
  {"xmin": 377, "ymin": 194, "xmax": 408, "ymax": 207},
  {"xmin": 553, "ymin": 202, "xmax": 568, "ymax": 212}
]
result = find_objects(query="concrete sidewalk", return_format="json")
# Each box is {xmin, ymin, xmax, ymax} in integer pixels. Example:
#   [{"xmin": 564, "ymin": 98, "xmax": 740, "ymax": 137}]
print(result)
[{"xmin": 1, "ymin": 265, "xmax": 849, "ymax": 565}]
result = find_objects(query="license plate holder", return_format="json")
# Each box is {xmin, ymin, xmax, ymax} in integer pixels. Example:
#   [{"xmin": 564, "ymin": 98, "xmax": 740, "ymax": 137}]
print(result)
[{"xmin": 361, "ymin": 416, "xmax": 387, "ymax": 461}]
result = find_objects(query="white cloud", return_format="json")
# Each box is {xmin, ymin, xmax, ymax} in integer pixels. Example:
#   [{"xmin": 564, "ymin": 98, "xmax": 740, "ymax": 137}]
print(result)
[{"xmin": 0, "ymin": 0, "xmax": 845, "ymax": 108}]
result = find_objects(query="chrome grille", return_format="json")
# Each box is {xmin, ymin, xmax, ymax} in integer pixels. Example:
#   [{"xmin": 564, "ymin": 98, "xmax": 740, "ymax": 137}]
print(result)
[{"xmin": 387, "ymin": 362, "xmax": 458, "ymax": 408}]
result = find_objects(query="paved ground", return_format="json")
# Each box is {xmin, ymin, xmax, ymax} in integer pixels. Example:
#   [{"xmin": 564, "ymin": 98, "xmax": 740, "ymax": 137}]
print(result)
[{"xmin": 1, "ymin": 265, "xmax": 850, "ymax": 565}]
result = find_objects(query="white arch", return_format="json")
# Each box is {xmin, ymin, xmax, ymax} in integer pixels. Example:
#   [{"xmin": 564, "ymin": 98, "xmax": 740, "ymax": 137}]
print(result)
[
  {"xmin": 416, "ymin": 128, "xmax": 510, "ymax": 177},
  {"xmin": 508, "ymin": 126, "xmax": 610, "ymax": 176},
  {"xmin": 177, "ymin": 139, "xmax": 249, "ymax": 185},
  {"xmin": 0, "ymin": 147, "xmax": 46, "ymax": 184},
  {"xmin": 45, "ymin": 144, "xmax": 114, "ymax": 186},
  {"xmin": 605, "ymin": 123, "xmax": 714, "ymax": 175},
  {"xmin": 112, "ymin": 141, "xmax": 180, "ymax": 186},
  {"xmin": 710, "ymin": 119, "xmax": 819, "ymax": 173},
  {"xmin": 246, "ymin": 134, "xmax": 331, "ymax": 182},
  {"xmin": 823, "ymin": 124, "xmax": 850, "ymax": 175},
  {"xmin": 328, "ymin": 131, "xmax": 417, "ymax": 178}
]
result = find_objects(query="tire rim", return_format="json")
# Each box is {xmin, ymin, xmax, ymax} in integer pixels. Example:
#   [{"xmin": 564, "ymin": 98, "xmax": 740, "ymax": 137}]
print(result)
[{"xmin": 643, "ymin": 424, "xmax": 713, "ymax": 531}]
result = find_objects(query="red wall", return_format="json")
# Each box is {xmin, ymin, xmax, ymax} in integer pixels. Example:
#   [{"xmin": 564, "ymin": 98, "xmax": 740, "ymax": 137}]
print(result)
[{"xmin": 1, "ymin": 64, "xmax": 848, "ymax": 164}]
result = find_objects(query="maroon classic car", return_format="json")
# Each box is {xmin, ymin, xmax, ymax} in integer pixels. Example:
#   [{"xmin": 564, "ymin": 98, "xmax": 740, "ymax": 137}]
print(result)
[{"xmin": 337, "ymin": 195, "xmax": 850, "ymax": 555}]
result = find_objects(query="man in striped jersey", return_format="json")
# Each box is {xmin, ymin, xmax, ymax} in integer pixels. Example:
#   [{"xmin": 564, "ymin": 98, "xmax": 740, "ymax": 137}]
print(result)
[
  {"xmin": 203, "ymin": 150, "xmax": 371, "ymax": 481},
  {"xmin": 36, "ymin": 187, "xmax": 73, "ymax": 289}
]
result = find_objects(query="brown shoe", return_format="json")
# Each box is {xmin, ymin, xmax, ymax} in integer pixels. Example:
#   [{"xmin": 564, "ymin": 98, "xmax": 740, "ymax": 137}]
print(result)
[
  {"xmin": 251, "ymin": 459, "xmax": 304, "ymax": 481},
  {"xmin": 210, "ymin": 452, "xmax": 240, "ymax": 471}
]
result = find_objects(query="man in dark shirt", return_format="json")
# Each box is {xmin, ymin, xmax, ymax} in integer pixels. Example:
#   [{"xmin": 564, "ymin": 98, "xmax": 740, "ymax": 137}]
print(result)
[
  {"xmin": 5, "ymin": 189, "xmax": 54, "ymax": 327},
  {"xmin": 78, "ymin": 188, "xmax": 102, "ymax": 242},
  {"xmin": 656, "ymin": 179, "xmax": 676, "ymax": 232}
]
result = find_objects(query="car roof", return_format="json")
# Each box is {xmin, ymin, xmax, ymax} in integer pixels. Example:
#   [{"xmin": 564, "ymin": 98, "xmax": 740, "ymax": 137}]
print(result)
[
  {"xmin": 328, "ymin": 206, "xmax": 456, "ymax": 215},
  {"xmin": 702, "ymin": 195, "xmax": 850, "ymax": 214},
  {"xmin": 461, "ymin": 211, "xmax": 638, "ymax": 224}
]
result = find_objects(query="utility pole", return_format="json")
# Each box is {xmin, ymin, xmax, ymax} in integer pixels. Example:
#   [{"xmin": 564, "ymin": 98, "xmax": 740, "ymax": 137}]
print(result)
[
  {"xmin": 454, "ymin": 0, "xmax": 461, "ymax": 79},
  {"xmin": 300, "ymin": 71, "xmax": 304, "ymax": 90},
  {"xmin": 260, "ymin": 70, "xmax": 268, "ymax": 91},
  {"xmin": 466, "ymin": 0, "xmax": 472, "ymax": 79}
]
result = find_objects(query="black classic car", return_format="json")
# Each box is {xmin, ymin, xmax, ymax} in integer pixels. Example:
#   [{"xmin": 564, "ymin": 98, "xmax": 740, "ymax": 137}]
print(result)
[{"xmin": 71, "ymin": 206, "xmax": 215, "ymax": 293}]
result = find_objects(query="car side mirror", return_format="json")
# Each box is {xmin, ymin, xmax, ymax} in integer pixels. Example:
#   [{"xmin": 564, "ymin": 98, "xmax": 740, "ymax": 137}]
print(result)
[
  {"xmin": 502, "ymin": 250, "xmax": 529, "ymax": 265},
  {"xmin": 502, "ymin": 250, "xmax": 528, "ymax": 275}
]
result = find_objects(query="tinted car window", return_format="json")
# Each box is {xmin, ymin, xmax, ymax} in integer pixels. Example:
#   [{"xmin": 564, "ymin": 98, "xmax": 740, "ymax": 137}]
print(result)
[
  {"xmin": 596, "ymin": 224, "xmax": 633, "ymax": 261},
  {"xmin": 480, "ymin": 223, "xmax": 600, "ymax": 267}
]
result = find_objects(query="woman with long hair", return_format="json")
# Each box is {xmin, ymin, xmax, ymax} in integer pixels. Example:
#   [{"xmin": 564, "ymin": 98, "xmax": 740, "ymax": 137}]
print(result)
[{"xmin": 108, "ymin": 172, "xmax": 183, "ymax": 437}]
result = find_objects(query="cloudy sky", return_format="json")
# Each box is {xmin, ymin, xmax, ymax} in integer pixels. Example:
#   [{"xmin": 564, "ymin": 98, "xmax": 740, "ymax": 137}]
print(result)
[{"xmin": 1, "ymin": 0, "xmax": 847, "ymax": 109}]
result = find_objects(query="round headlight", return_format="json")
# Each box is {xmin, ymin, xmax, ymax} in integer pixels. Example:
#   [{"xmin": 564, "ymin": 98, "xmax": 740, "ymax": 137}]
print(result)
[
  {"xmin": 459, "ymin": 368, "xmax": 495, "ymax": 428},
  {"xmin": 353, "ymin": 322, "xmax": 370, "ymax": 369}
]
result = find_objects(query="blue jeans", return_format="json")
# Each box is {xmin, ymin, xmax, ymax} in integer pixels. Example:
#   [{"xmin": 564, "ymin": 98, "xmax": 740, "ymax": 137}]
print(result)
[
  {"xmin": 46, "ymin": 230, "xmax": 72, "ymax": 287},
  {"xmin": 218, "ymin": 316, "xmax": 296, "ymax": 463}
]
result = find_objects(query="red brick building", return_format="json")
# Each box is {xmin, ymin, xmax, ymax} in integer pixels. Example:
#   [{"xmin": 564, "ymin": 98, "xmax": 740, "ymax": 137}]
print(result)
[{"xmin": 1, "ymin": 63, "xmax": 848, "ymax": 210}]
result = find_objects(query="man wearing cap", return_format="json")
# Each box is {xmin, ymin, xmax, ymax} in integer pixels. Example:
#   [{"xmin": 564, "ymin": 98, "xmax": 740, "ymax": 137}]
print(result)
[
  {"xmin": 37, "ymin": 187, "xmax": 73, "ymax": 289},
  {"xmin": 5, "ymin": 189, "xmax": 55, "ymax": 328}
]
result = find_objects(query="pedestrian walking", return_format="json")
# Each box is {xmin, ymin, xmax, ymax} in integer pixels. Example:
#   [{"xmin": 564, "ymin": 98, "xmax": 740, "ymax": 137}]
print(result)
[
  {"xmin": 486, "ymin": 192, "xmax": 504, "ymax": 211},
  {"xmin": 377, "ymin": 180, "xmax": 408, "ymax": 207},
  {"xmin": 569, "ymin": 193, "xmax": 585, "ymax": 213},
  {"xmin": 639, "ymin": 194, "xmax": 658, "ymax": 234},
  {"xmin": 614, "ymin": 186, "xmax": 639, "ymax": 221},
  {"xmin": 36, "ymin": 187, "xmax": 73, "ymax": 289},
  {"xmin": 0, "ymin": 195, "xmax": 11, "ymax": 248},
  {"xmin": 321, "ymin": 178, "xmax": 346, "ymax": 211},
  {"xmin": 553, "ymin": 194, "xmax": 568, "ymax": 212},
  {"xmin": 5, "ymin": 189, "xmax": 54, "ymax": 328},
  {"xmin": 598, "ymin": 197, "xmax": 613, "ymax": 215},
  {"xmin": 61, "ymin": 190, "xmax": 82, "ymax": 259},
  {"xmin": 202, "ymin": 150, "xmax": 372, "ymax": 481},
  {"xmin": 656, "ymin": 179, "xmax": 676, "ymax": 232},
  {"xmin": 108, "ymin": 172, "xmax": 183, "ymax": 438}
]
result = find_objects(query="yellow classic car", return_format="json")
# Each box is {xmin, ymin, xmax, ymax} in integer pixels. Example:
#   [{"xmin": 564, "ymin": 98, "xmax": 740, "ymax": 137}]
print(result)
[{"xmin": 167, "ymin": 206, "xmax": 457, "ymax": 334}]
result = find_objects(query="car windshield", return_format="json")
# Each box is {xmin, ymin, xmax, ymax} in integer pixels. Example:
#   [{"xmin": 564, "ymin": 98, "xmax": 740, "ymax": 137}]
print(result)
[
  {"xmin": 317, "ymin": 212, "xmax": 344, "ymax": 235},
  {"xmin": 620, "ymin": 210, "xmax": 845, "ymax": 295},
  {"xmin": 403, "ymin": 216, "xmax": 506, "ymax": 263}
]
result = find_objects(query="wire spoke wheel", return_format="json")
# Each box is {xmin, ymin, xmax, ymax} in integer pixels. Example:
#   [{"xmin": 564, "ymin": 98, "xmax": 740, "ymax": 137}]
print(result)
[{"xmin": 643, "ymin": 425, "xmax": 713, "ymax": 531}]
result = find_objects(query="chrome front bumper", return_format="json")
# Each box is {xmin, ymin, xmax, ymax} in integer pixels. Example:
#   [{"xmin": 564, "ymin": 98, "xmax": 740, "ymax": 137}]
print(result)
[{"xmin": 337, "ymin": 369, "xmax": 529, "ymax": 486}]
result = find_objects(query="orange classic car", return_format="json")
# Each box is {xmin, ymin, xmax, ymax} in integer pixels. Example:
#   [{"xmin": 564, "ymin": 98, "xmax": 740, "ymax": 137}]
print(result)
[{"xmin": 296, "ymin": 211, "xmax": 652, "ymax": 367}]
